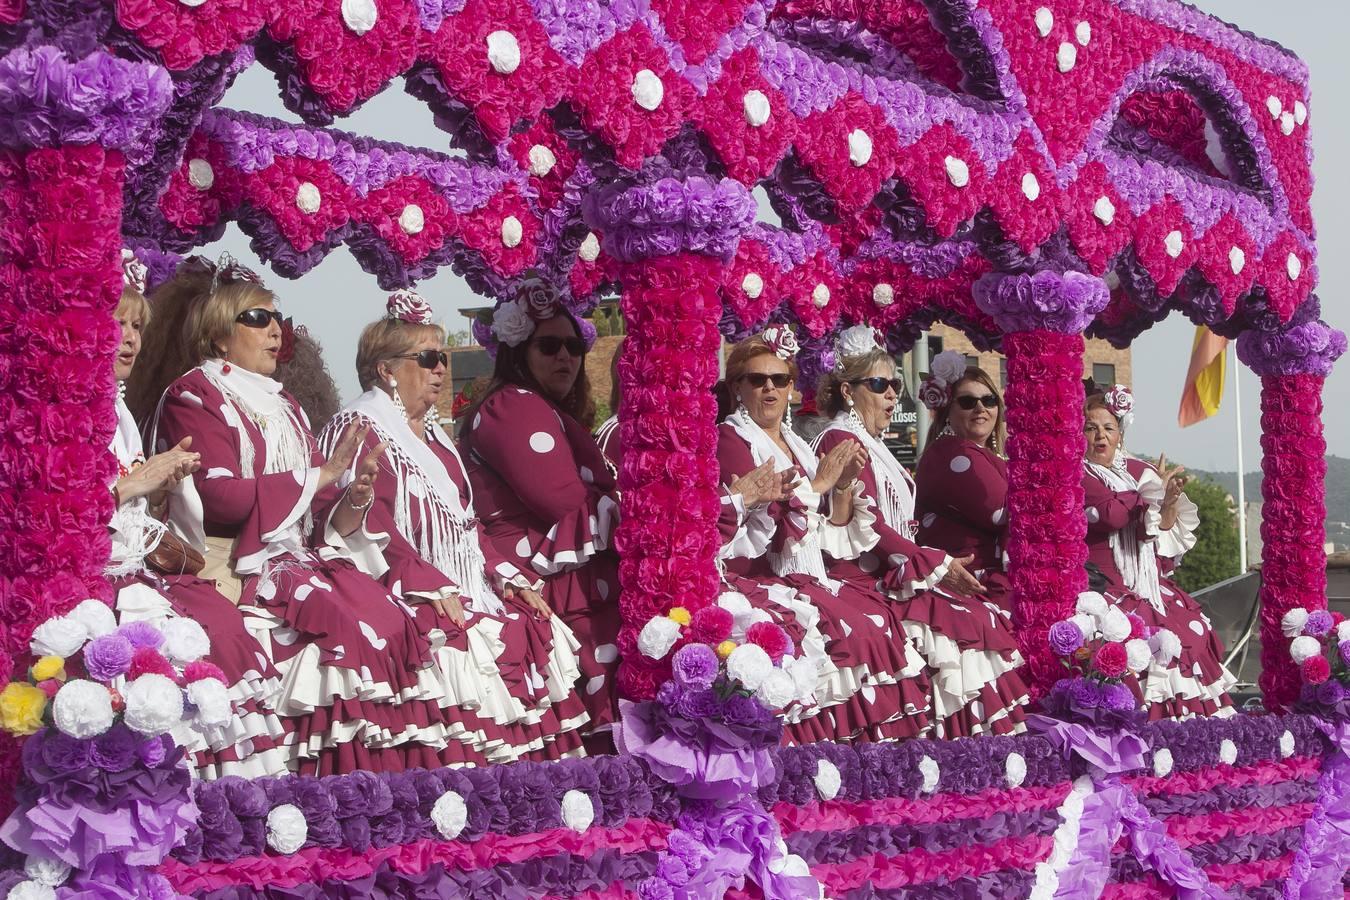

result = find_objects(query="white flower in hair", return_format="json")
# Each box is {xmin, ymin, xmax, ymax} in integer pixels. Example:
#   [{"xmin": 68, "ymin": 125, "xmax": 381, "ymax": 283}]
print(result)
[
  {"xmin": 761, "ymin": 325, "xmax": 799, "ymax": 360},
  {"xmin": 387, "ymin": 289, "xmax": 435, "ymax": 325},
  {"xmin": 122, "ymin": 249, "xmax": 148, "ymax": 294},
  {"xmin": 836, "ymin": 324, "xmax": 882, "ymax": 360},
  {"xmin": 928, "ymin": 350, "xmax": 967, "ymax": 386},
  {"xmin": 491, "ymin": 298, "xmax": 534, "ymax": 347}
]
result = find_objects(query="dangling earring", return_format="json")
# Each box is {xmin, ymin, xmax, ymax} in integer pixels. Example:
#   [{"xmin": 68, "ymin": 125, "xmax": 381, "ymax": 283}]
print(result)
[
  {"xmin": 939, "ymin": 422, "xmax": 956, "ymax": 438},
  {"xmin": 784, "ymin": 402, "xmax": 793, "ymax": 430},
  {"xmin": 220, "ymin": 349, "xmax": 231, "ymax": 375},
  {"xmin": 423, "ymin": 407, "xmax": 439, "ymax": 434},
  {"xmin": 389, "ymin": 378, "xmax": 408, "ymax": 419},
  {"xmin": 847, "ymin": 407, "xmax": 865, "ymax": 432}
]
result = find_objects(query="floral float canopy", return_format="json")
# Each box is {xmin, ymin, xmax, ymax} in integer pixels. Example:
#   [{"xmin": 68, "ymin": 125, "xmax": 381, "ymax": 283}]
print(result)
[{"xmin": 3, "ymin": 0, "xmax": 1328, "ymax": 359}]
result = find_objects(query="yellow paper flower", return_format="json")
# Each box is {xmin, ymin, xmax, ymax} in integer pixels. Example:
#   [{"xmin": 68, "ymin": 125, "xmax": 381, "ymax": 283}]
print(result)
[
  {"xmin": 667, "ymin": 607, "xmax": 692, "ymax": 626},
  {"xmin": 0, "ymin": 682, "xmax": 48, "ymax": 736},
  {"xmin": 31, "ymin": 656, "xmax": 65, "ymax": 682},
  {"xmin": 716, "ymin": 640, "xmax": 737, "ymax": 659}
]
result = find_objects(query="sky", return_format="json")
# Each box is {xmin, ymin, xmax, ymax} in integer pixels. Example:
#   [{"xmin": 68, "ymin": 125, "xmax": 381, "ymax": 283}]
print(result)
[{"xmin": 203, "ymin": 0, "xmax": 1347, "ymax": 472}]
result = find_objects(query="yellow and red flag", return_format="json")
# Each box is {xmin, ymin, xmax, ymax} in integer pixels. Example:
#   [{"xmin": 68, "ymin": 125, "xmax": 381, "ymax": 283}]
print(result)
[{"xmin": 1177, "ymin": 325, "xmax": 1227, "ymax": 427}]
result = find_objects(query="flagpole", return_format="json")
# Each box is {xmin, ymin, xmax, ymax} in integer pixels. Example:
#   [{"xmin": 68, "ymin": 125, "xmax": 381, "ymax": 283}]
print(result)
[{"xmin": 1233, "ymin": 345, "xmax": 1248, "ymax": 573}]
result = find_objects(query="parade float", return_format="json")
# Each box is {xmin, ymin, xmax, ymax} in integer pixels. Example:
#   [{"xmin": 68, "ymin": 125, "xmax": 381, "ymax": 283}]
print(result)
[{"xmin": 1, "ymin": 0, "xmax": 1347, "ymax": 895}]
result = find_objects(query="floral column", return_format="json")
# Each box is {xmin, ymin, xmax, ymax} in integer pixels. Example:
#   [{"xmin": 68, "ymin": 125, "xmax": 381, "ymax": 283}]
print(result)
[
  {"xmin": 0, "ymin": 45, "xmax": 171, "ymax": 810},
  {"xmin": 582, "ymin": 174, "xmax": 755, "ymax": 700},
  {"xmin": 1237, "ymin": 317, "xmax": 1346, "ymax": 710},
  {"xmin": 974, "ymin": 270, "xmax": 1110, "ymax": 694}
]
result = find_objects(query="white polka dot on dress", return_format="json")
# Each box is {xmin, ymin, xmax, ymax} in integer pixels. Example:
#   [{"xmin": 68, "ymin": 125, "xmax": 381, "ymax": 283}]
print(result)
[
  {"xmin": 992, "ymin": 508, "xmax": 1005, "ymax": 525},
  {"xmin": 921, "ymin": 513, "xmax": 937, "ymax": 529},
  {"xmin": 866, "ymin": 614, "xmax": 886, "ymax": 628},
  {"xmin": 515, "ymin": 537, "xmax": 532, "ymax": 558},
  {"xmin": 529, "ymin": 431, "xmax": 556, "ymax": 453},
  {"xmin": 586, "ymin": 675, "xmax": 606, "ymax": 695},
  {"xmin": 594, "ymin": 643, "xmax": 618, "ymax": 664},
  {"xmin": 950, "ymin": 455, "xmax": 971, "ymax": 473},
  {"xmin": 596, "ymin": 579, "xmax": 610, "ymax": 600},
  {"xmin": 580, "ymin": 466, "xmax": 594, "ymax": 483},
  {"xmin": 1188, "ymin": 620, "xmax": 1206, "ymax": 636},
  {"xmin": 859, "ymin": 553, "xmax": 879, "ymax": 573},
  {"xmin": 1086, "ymin": 507, "xmax": 1100, "ymax": 523}
]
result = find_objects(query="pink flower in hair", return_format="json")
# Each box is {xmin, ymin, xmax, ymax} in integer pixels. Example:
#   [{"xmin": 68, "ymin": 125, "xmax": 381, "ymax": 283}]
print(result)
[
  {"xmin": 917, "ymin": 379, "xmax": 951, "ymax": 411},
  {"xmin": 121, "ymin": 249, "xmax": 147, "ymax": 294},
  {"xmin": 1103, "ymin": 384, "xmax": 1135, "ymax": 431},
  {"xmin": 515, "ymin": 275, "xmax": 562, "ymax": 321},
  {"xmin": 387, "ymin": 289, "xmax": 434, "ymax": 325}
]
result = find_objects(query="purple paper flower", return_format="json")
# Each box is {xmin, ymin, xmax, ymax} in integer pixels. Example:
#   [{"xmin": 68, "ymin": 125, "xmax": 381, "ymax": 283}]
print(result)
[
  {"xmin": 637, "ymin": 877, "xmax": 675, "ymax": 900},
  {"xmin": 675, "ymin": 687, "xmax": 723, "ymax": 721},
  {"xmin": 1314, "ymin": 679, "xmax": 1345, "ymax": 707},
  {"xmin": 40, "ymin": 730, "xmax": 93, "ymax": 773},
  {"xmin": 671, "ymin": 643, "xmax": 719, "ymax": 690},
  {"xmin": 1303, "ymin": 610, "xmax": 1334, "ymax": 637},
  {"xmin": 1066, "ymin": 678, "xmax": 1104, "ymax": 710},
  {"xmin": 1340, "ymin": 640, "xmax": 1350, "ymax": 667},
  {"xmin": 656, "ymin": 680, "xmax": 681, "ymax": 707},
  {"xmin": 1048, "ymin": 621, "xmax": 1085, "ymax": 656},
  {"xmin": 1101, "ymin": 682, "xmax": 1137, "ymax": 712},
  {"xmin": 84, "ymin": 633, "xmax": 135, "ymax": 681},
  {"xmin": 118, "ymin": 620, "xmax": 164, "ymax": 650},
  {"xmin": 655, "ymin": 854, "xmax": 691, "ymax": 887},
  {"xmin": 91, "ymin": 724, "xmax": 139, "ymax": 772}
]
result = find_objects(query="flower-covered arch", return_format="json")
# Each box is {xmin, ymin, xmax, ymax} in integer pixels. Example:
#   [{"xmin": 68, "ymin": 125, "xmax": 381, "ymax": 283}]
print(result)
[{"xmin": 3, "ymin": 0, "xmax": 1348, "ymax": 896}]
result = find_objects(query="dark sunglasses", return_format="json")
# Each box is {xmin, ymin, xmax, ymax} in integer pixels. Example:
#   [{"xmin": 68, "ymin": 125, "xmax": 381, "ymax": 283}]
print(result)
[
  {"xmin": 851, "ymin": 376, "xmax": 903, "ymax": 394},
  {"xmin": 533, "ymin": 335, "xmax": 587, "ymax": 357},
  {"xmin": 236, "ymin": 308, "xmax": 284, "ymax": 329},
  {"xmin": 394, "ymin": 349, "xmax": 449, "ymax": 369},
  {"xmin": 741, "ymin": 372, "xmax": 793, "ymax": 389},
  {"xmin": 954, "ymin": 393, "xmax": 999, "ymax": 411}
]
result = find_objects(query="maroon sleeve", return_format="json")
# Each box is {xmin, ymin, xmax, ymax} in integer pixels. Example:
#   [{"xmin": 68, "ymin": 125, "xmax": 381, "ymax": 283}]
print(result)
[
  {"xmin": 470, "ymin": 390, "xmax": 590, "ymax": 524},
  {"xmin": 915, "ymin": 438, "xmax": 1006, "ymax": 536},
  {"xmin": 1081, "ymin": 470, "xmax": 1144, "ymax": 535}
]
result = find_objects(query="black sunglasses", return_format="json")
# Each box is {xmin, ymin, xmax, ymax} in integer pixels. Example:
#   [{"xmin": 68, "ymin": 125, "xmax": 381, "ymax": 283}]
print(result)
[
  {"xmin": 741, "ymin": 372, "xmax": 792, "ymax": 389},
  {"xmin": 851, "ymin": 376, "xmax": 903, "ymax": 394},
  {"xmin": 236, "ymin": 308, "xmax": 284, "ymax": 329},
  {"xmin": 954, "ymin": 393, "xmax": 999, "ymax": 411},
  {"xmin": 533, "ymin": 335, "xmax": 587, "ymax": 357},
  {"xmin": 394, "ymin": 349, "xmax": 448, "ymax": 369}
]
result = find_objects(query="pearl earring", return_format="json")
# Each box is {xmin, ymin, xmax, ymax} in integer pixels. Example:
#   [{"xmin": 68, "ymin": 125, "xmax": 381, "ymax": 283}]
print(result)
[{"xmin": 389, "ymin": 378, "xmax": 407, "ymax": 418}]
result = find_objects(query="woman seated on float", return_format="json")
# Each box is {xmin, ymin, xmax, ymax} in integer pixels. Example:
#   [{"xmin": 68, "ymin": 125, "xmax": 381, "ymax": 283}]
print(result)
[
  {"xmin": 147, "ymin": 255, "xmax": 447, "ymax": 774},
  {"xmin": 318, "ymin": 291, "xmax": 590, "ymax": 762},
  {"xmin": 108, "ymin": 252, "xmax": 286, "ymax": 779},
  {"xmin": 458, "ymin": 279, "xmax": 621, "ymax": 747},
  {"xmin": 715, "ymin": 327, "xmax": 931, "ymax": 744},
  {"xmin": 1082, "ymin": 386, "xmax": 1236, "ymax": 719},
  {"xmin": 812, "ymin": 327, "xmax": 1030, "ymax": 738},
  {"xmin": 914, "ymin": 352, "xmax": 1014, "ymax": 613}
]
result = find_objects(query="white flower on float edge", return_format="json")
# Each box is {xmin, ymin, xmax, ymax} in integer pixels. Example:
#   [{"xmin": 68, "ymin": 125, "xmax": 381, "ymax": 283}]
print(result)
[
  {"xmin": 431, "ymin": 791, "xmax": 467, "ymax": 840},
  {"xmin": 30, "ymin": 616, "xmax": 88, "ymax": 659},
  {"xmin": 1279, "ymin": 730, "xmax": 1296, "ymax": 758},
  {"xmin": 1124, "ymin": 639, "xmax": 1152, "ymax": 673},
  {"xmin": 67, "ymin": 600, "xmax": 117, "ymax": 640},
  {"xmin": 1148, "ymin": 629, "xmax": 1181, "ymax": 666},
  {"xmin": 266, "ymin": 804, "xmax": 308, "ymax": 854},
  {"xmin": 7, "ymin": 881, "xmax": 56, "ymax": 900},
  {"xmin": 918, "ymin": 755, "xmax": 940, "ymax": 793},
  {"xmin": 1152, "ymin": 748, "xmax": 1173, "ymax": 778},
  {"xmin": 1337, "ymin": 620, "xmax": 1350, "ymax": 643},
  {"xmin": 1005, "ymin": 752, "xmax": 1027, "ymax": 788},
  {"xmin": 1281, "ymin": 607, "xmax": 1309, "ymax": 638},
  {"xmin": 637, "ymin": 616, "xmax": 682, "ymax": 660},
  {"xmin": 812, "ymin": 759, "xmax": 842, "ymax": 801},
  {"xmin": 161, "ymin": 618, "xmax": 211, "ymax": 664},
  {"xmin": 52, "ymin": 680, "xmax": 115, "ymax": 739},
  {"xmin": 755, "ymin": 669, "xmax": 795, "ymax": 709},
  {"xmin": 560, "ymin": 790, "xmax": 595, "ymax": 832},
  {"xmin": 186, "ymin": 678, "xmax": 232, "ymax": 728},
  {"xmin": 1099, "ymin": 606, "xmax": 1131, "ymax": 643},
  {"xmin": 22, "ymin": 855, "xmax": 71, "ymax": 888},
  {"xmin": 1218, "ymin": 739, "xmax": 1238, "ymax": 766},
  {"xmin": 726, "ymin": 643, "xmax": 773, "ymax": 692},
  {"xmin": 123, "ymin": 673, "xmax": 185, "ymax": 736}
]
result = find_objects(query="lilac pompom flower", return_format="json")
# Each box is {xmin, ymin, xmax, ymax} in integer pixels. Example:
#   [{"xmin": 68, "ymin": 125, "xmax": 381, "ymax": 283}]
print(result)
[
  {"xmin": 117, "ymin": 621, "xmax": 164, "ymax": 650},
  {"xmin": 1101, "ymin": 682, "xmax": 1137, "ymax": 712},
  {"xmin": 1303, "ymin": 610, "xmax": 1334, "ymax": 637},
  {"xmin": 1048, "ymin": 620, "xmax": 1085, "ymax": 656},
  {"xmin": 671, "ymin": 643, "xmax": 719, "ymax": 690},
  {"xmin": 83, "ymin": 634, "xmax": 135, "ymax": 682}
]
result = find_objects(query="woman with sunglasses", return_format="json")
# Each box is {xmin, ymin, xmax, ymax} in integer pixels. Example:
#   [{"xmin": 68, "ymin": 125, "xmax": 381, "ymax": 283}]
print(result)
[
  {"xmin": 148, "ymin": 257, "xmax": 448, "ymax": 774},
  {"xmin": 716, "ymin": 328, "xmax": 933, "ymax": 744},
  {"xmin": 1082, "ymin": 387, "xmax": 1235, "ymax": 719},
  {"xmin": 813, "ymin": 329, "xmax": 1029, "ymax": 738},
  {"xmin": 459, "ymin": 279, "xmax": 620, "ymax": 748},
  {"xmin": 319, "ymin": 292, "xmax": 591, "ymax": 763},
  {"xmin": 913, "ymin": 353, "xmax": 1015, "ymax": 612}
]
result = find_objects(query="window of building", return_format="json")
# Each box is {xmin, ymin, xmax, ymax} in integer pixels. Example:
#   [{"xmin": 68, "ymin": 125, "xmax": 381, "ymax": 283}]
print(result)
[
  {"xmin": 966, "ymin": 354, "xmax": 980, "ymax": 369},
  {"xmin": 998, "ymin": 357, "xmax": 1007, "ymax": 389},
  {"xmin": 1093, "ymin": 363, "xmax": 1116, "ymax": 387}
]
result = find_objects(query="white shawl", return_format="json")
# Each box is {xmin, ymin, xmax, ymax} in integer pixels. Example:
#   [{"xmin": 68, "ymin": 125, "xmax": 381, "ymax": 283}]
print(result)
[
  {"xmin": 1084, "ymin": 456, "xmax": 1164, "ymax": 613},
  {"xmin": 106, "ymin": 396, "xmax": 166, "ymax": 577}
]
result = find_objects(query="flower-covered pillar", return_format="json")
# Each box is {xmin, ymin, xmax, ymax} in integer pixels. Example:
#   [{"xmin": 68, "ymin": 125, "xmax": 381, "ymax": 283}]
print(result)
[
  {"xmin": 974, "ymin": 270, "xmax": 1110, "ymax": 694},
  {"xmin": 1237, "ymin": 317, "xmax": 1346, "ymax": 710},
  {"xmin": 583, "ymin": 174, "xmax": 756, "ymax": 700},
  {"xmin": 0, "ymin": 44, "xmax": 171, "ymax": 810}
]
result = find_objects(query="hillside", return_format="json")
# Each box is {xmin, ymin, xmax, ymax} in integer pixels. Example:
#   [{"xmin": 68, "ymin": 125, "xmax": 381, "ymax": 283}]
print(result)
[{"xmin": 1183, "ymin": 455, "xmax": 1350, "ymax": 546}]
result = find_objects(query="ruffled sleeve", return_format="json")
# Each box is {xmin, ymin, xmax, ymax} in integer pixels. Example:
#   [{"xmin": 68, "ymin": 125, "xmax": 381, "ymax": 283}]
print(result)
[
  {"xmin": 811, "ymin": 430, "xmax": 881, "ymax": 561},
  {"xmin": 1134, "ymin": 464, "xmax": 1200, "ymax": 562}
]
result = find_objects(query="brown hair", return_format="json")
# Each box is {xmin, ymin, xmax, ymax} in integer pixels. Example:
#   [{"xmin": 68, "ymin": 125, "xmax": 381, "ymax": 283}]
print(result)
[
  {"xmin": 124, "ymin": 264, "xmax": 212, "ymax": 422},
  {"xmin": 275, "ymin": 328, "xmax": 342, "ymax": 433},
  {"xmin": 925, "ymin": 366, "xmax": 1006, "ymax": 454},
  {"xmin": 355, "ymin": 318, "xmax": 447, "ymax": 392},
  {"xmin": 608, "ymin": 336, "xmax": 623, "ymax": 415},
  {"xmin": 724, "ymin": 336, "xmax": 799, "ymax": 387},
  {"xmin": 184, "ymin": 279, "xmax": 277, "ymax": 364},
  {"xmin": 1084, "ymin": 392, "xmax": 1116, "ymax": 421},
  {"xmin": 816, "ymin": 348, "xmax": 894, "ymax": 419},
  {"xmin": 461, "ymin": 312, "xmax": 596, "ymax": 434}
]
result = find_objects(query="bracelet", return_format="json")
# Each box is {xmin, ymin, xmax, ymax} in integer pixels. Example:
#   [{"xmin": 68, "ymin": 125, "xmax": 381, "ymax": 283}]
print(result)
[{"xmin": 346, "ymin": 489, "xmax": 374, "ymax": 511}]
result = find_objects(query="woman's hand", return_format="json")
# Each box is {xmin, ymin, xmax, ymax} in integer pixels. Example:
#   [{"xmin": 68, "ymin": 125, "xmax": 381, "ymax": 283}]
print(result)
[
  {"xmin": 320, "ymin": 425, "xmax": 369, "ymax": 491},
  {"xmin": 430, "ymin": 592, "xmax": 466, "ymax": 629},
  {"xmin": 117, "ymin": 438, "xmax": 200, "ymax": 506},
  {"xmin": 813, "ymin": 440, "xmax": 862, "ymax": 494},
  {"xmin": 837, "ymin": 441, "xmax": 868, "ymax": 488},
  {"xmin": 729, "ymin": 460, "xmax": 797, "ymax": 508},
  {"xmin": 939, "ymin": 554, "xmax": 987, "ymax": 596},
  {"xmin": 505, "ymin": 585, "xmax": 553, "ymax": 620},
  {"xmin": 345, "ymin": 442, "xmax": 387, "ymax": 510}
]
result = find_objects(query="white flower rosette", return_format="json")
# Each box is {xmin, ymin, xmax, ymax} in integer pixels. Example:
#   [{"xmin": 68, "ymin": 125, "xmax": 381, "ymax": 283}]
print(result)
[
  {"xmin": 491, "ymin": 298, "xmax": 534, "ymax": 347},
  {"xmin": 835, "ymin": 324, "xmax": 882, "ymax": 361},
  {"xmin": 928, "ymin": 350, "xmax": 967, "ymax": 386}
]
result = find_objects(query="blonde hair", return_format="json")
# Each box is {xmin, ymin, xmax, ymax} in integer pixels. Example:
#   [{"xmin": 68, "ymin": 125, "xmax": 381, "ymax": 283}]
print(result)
[
  {"xmin": 183, "ymin": 280, "xmax": 277, "ymax": 364},
  {"xmin": 925, "ymin": 366, "xmax": 1007, "ymax": 454},
  {"xmin": 725, "ymin": 336, "xmax": 799, "ymax": 386},
  {"xmin": 116, "ymin": 286, "xmax": 151, "ymax": 327},
  {"xmin": 355, "ymin": 318, "xmax": 446, "ymax": 391},
  {"xmin": 816, "ymin": 348, "xmax": 894, "ymax": 419}
]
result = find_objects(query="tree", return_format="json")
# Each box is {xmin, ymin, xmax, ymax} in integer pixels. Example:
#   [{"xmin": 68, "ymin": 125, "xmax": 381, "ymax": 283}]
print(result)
[
  {"xmin": 1172, "ymin": 474, "xmax": 1241, "ymax": 593},
  {"xmin": 446, "ymin": 330, "xmax": 471, "ymax": 348}
]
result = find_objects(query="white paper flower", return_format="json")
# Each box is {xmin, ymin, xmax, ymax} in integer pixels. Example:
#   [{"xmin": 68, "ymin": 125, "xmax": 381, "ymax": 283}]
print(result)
[
  {"xmin": 1021, "ymin": 172, "xmax": 1040, "ymax": 201},
  {"xmin": 847, "ymin": 129, "xmax": 873, "ymax": 167},
  {"xmin": 560, "ymin": 790, "xmax": 595, "ymax": 832},
  {"xmin": 718, "ymin": 592, "xmax": 752, "ymax": 617},
  {"xmin": 578, "ymin": 232, "xmax": 601, "ymax": 263},
  {"xmin": 730, "ymin": 608, "xmax": 772, "ymax": 644},
  {"xmin": 726, "ymin": 643, "xmax": 773, "ymax": 692},
  {"xmin": 186, "ymin": 678, "xmax": 232, "ymax": 728},
  {"xmin": 340, "ymin": 0, "xmax": 377, "ymax": 35},
  {"xmin": 637, "ymin": 615, "xmax": 682, "ymax": 660},
  {"xmin": 837, "ymin": 325, "xmax": 881, "ymax": 360},
  {"xmin": 266, "ymin": 804, "xmax": 308, "ymax": 854},
  {"xmin": 161, "ymin": 617, "xmax": 211, "ymax": 664},
  {"xmin": 1034, "ymin": 7, "xmax": 1053, "ymax": 37},
  {"xmin": 1281, "ymin": 608, "xmax": 1310, "ymax": 638},
  {"xmin": 187, "ymin": 159, "xmax": 215, "ymax": 191},
  {"xmin": 7, "ymin": 881, "xmax": 56, "ymax": 900},
  {"xmin": 52, "ymin": 680, "xmax": 114, "ymax": 739},
  {"xmin": 1218, "ymin": 739, "xmax": 1237, "ymax": 766},
  {"xmin": 1289, "ymin": 635, "xmax": 1321, "ymax": 665},
  {"xmin": 123, "ymin": 673, "xmax": 185, "ymax": 736},
  {"xmin": 1287, "ymin": 253, "xmax": 1302, "ymax": 281},
  {"xmin": 1099, "ymin": 607, "xmax": 1132, "ymax": 643},
  {"xmin": 1124, "ymin": 639, "xmax": 1152, "ymax": 673},
  {"xmin": 755, "ymin": 669, "xmax": 796, "ymax": 710},
  {"xmin": 399, "ymin": 204, "xmax": 425, "ymax": 235},
  {"xmin": 1075, "ymin": 20, "xmax": 1091, "ymax": 45},
  {"xmin": 742, "ymin": 89, "xmax": 771, "ymax": 127},
  {"xmin": 1074, "ymin": 591, "xmax": 1108, "ymax": 618},
  {"xmin": 872, "ymin": 282, "xmax": 894, "ymax": 307},
  {"xmin": 1093, "ymin": 196, "xmax": 1115, "ymax": 225},
  {"xmin": 1069, "ymin": 614, "xmax": 1098, "ymax": 641},
  {"xmin": 1005, "ymin": 752, "xmax": 1027, "ymax": 788},
  {"xmin": 812, "ymin": 759, "xmax": 842, "ymax": 801},
  {"xmin": 68, "ymin": 599, "xmax": 117, "ymax": 640},
  {"xmin": 631, "ymin": 69, "xmax": 664, "ymax": 111},
  {"xmin": 1280, "ymin": 112, "xmax": 1295, "ymax": 135},
  {"xmin": 1294, "ymin": 100, "xmax": 1308, "ymax": 126},
  {"xmin": 1229, "ymin": 246, "xmax": 1246, "ymax": 275},
  {"xmin": 741, "ymin": 272, "xmax": 764, "ymax": 299},
  {"xmin": 295, "ymin": 182, "xmax": 321, "ymax": 214},
  {"xmin": 31, "ymin": 616, "xmax": 88, "ymax": 658},
  {"xmin": 1056, "ymin": 41, "xmax": 1077, "ymax": 72},
  {"xmin": 780, "ymin": 655, "xmax": 817, "ymax": 704},
  {"xmin": 811, "ymin": 282, "xmax": 830, "ymax": 308},
  {"xmin": 944, "ymin": 155, "xmax": 970, "ymax": 188},
  {"xmin": 1337, "ymin": 620, "xmax": 1350, "ymax": 643},
  {"xmin": 1148, "ymin": 629, "xmax": 1182, "ymax": 666},
  {"xmin": 431, "ymin": 791, "xmax": 467, "ymax": 839},
  {"xmin": 491, "ymin": 298, "xmax": 534, "ymax": 347},
  {"xmin": 23, "ymin": 855, "xmax": 71, "ymax": 887},
  {"xmin": 918, "ymin": 755, "xmax": 940, "ymax": 793},
  {"xmin": 1164, "ymin": 230, "xmax": 1184, "ymax": 259},
  {"xmin": 1151, "ymin": 747, "xmax": 1173, "ymax": 778},
  {"xmin": 500, "ymin": 215, "xmax": 523, "ymax": 248},
  {"xmin": 1279, "ymin": 730, "xmax": 1295, "ymax": 759},
  {"xmin": 527, "ymin": 144, "xmax": 556, "ymax": 177},
  {"xmin": 486, "ymin": 30, "xmax": 521, "ymax": 75},
  {"xmin": 928, "ymin": 350, "xmax": 966, "ymax": 386}
]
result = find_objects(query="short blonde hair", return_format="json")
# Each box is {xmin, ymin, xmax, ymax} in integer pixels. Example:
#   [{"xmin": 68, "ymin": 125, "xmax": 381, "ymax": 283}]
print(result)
[
  {"xmin": 816, "ymin": 348, "xmax": 894, "ymax": 419},
  {"xmin": 184, "ymin": 280, "xmax": 276, "ymax": 363},
  {"xmin": 355, "ymin": 318, "xmax": 446, "ymax": 391},
  {"xmin": 116, "ymin": 285, "xmax": 151, "ymax": 328}
]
